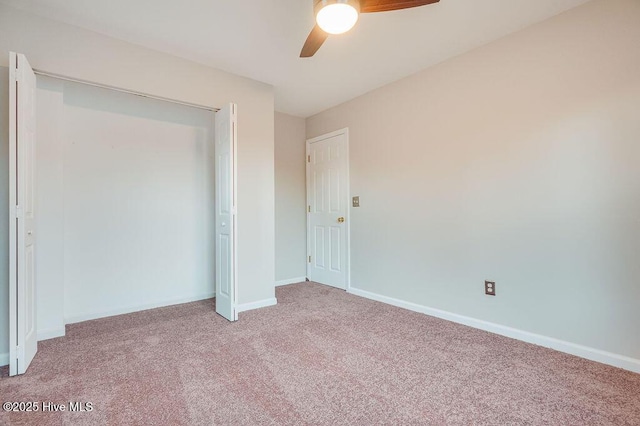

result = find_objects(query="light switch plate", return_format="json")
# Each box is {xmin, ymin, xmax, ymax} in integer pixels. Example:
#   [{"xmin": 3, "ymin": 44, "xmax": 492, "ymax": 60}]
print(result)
[{"xmin": 352, "ymin": 196, "xmax": 360, "ymax": 207}]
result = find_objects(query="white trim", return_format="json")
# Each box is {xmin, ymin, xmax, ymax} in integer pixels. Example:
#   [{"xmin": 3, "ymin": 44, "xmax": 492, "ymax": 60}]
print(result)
[
  {"xmin": 33, "ymin": 69, "xmax": 218, "ymax": 112},
  {"xmin": 236, "ymin": 298, "xmax": 278, "ymax": 313},
  {"xmin": 306, "ymin": 139, "xmax": 310, "ymax": 282},
  {"xmin": 232, "ymin": 104, "xmax": 239, "ymax": 321},
  {"xmin": 64, "ymin": 292, "xmax": 215, "ymax": 325},
  {"xmin": 275, "ymin": 277, "xmax": 306, "ymax": 287},
  {"xmin": 0, "ymin": 352, "xmax": 8, "ymax": 367},
  {"xmin": 348, "ymin": 287, "xmax": 640, "ymax": 374},
  {"xmin": 306, "ymin": 128, "xmax": 350, "ymax": 144},
  {"xmin": 306, "ymin": 128, "xmax": 351, "ymax": 291},
  {"xmin": 37, "ymin": 327, "xmax": 66, "ymax": 341}
]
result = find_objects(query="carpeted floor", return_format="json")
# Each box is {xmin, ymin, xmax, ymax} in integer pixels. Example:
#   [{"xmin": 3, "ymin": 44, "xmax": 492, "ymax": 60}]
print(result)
[{"xmin": 1, "ymin": 282, "xmax": 639, "ymax": 425}]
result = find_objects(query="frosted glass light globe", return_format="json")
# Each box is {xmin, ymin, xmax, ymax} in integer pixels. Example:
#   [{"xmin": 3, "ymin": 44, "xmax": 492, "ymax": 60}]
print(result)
[{"xmin": 316, "ymin": 3, "xmax": 359, "ymax": 35}]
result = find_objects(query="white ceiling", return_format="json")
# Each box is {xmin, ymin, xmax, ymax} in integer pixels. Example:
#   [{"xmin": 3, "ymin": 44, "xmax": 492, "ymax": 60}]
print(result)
[{"xmin": 1, "ymin": 0, "xmax": 590, "ymax": 117}]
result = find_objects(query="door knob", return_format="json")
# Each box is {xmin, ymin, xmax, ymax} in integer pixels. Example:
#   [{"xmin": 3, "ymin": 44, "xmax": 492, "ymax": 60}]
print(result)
[{"xmin": 337, "ymin": 217, "xmax": 345, "ymax": 223}]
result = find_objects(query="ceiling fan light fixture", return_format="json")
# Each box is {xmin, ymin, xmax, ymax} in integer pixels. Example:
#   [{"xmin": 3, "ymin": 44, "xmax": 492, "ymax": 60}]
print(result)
[{"xmin": 314, "ymin": 0, "xmax": 360, "ymax": 35}]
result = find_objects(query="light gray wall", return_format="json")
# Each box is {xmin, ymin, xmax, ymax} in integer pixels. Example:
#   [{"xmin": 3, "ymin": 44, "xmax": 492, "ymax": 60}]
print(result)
[
  {"xmin": 274, "ymin": 112, "xmax": 307, "ymax": 282},
  {"xmin": 0, "ymin": 4, "xmax": 275, "ymax": 363},
  {"xmin": 306, "ymin": 0, "xmax": 640, "ymax": 360}
]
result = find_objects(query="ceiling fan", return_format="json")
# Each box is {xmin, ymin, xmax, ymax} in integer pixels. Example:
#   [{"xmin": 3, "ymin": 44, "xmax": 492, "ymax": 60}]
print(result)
[{"xmin": 300, "ymin": 0, "xmax": 440, "ymax": 58}]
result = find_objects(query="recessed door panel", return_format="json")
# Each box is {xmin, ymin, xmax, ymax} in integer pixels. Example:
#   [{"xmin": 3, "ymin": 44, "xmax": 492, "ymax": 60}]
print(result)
[
  {"xmin": 329, "ymin": 168, "xmax": 340, "ymax": 212},
  {"xmin": 330, "ymin": 226, "xmax": 341, "ymax": 272},
  {"xmin": 219, "ymin": 234, "xmax": 230, "ymax": 297},
  {"xmin": 314, "ymin": 226, "xmax": 325, "ymax": 269},
  {"xmin": 330, "ymin": 143, "xmax": 340, "ymax": 161},
  {"xmin": 314, "ymin": 170, "xmax": 324, "ymax": 213},
  {"xmin": 219, "ymin": 152, "xmax": 230, "ymax": 214}
]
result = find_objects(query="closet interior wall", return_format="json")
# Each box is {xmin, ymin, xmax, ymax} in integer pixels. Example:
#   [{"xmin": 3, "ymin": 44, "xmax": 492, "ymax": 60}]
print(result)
[{"xmin": 36, "ymin": 75, "xmax": 216, "ymax": 335}]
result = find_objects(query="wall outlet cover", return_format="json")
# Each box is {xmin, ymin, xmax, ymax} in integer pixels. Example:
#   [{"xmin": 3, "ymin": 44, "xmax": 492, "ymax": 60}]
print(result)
[{"xmin": 485, "ymin": 281, "xmax": 496, "ymax": 296}]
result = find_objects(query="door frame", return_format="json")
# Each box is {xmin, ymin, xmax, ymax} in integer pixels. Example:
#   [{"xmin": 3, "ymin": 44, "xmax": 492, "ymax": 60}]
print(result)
[{"xmin": 305, "ymin": 128, "xmax": 351, "ymax": 291}]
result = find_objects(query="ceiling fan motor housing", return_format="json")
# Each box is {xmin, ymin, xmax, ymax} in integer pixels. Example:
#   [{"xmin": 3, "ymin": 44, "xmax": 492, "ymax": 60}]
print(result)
[{"xmin": 314, "ymin": 0, "xmax": 361, "ymax": 16}]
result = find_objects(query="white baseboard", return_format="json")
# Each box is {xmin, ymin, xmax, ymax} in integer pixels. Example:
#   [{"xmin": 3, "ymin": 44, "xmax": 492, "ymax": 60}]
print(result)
[
  {"xmin": 0, "ymin": 352, "xmax": 8, "ymax": 367},
  {"xmin": 65, "ymin": 292, "xmax": 216, "ymax": 325},
  {"xmin": 348, "ymin": 287, "xmax": 640, "ymax": 374},
  {"xmin": 38, "ymin": 327, "xmax": 66, "ymax": 341},
  {"xmin": 236, "ymin": 297, "xmax": 277, "ymax": 313},
  {"xmin": 275, "ymin": 277, "xmax": 306, "ymax": 287}
]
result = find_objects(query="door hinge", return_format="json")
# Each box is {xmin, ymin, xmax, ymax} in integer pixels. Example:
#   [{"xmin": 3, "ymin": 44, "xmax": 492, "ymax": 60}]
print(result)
[
  {"xmin": 14, "ymin": 205, "xmax": 23, "ymax": 219},
  {"xmin": 308, "ymin": 205, "xmax": 311, "ymax": 213},
  {"xmin": 307, "ymin": 155, "xmax": 310, "ymax": 163},
  {"xmin": 308, "ymin": 256, "xmax": 311, "ymax": 263}
]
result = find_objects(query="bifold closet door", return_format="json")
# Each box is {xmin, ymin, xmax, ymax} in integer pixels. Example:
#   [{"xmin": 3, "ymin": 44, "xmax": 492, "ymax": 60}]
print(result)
[
  {"xmin": 215, "ymin": 103, "xmax": 238, "ymax": 321},
  {"xmin": 9, "ymin": 52, "xmax": 38, "ymax": 376}
]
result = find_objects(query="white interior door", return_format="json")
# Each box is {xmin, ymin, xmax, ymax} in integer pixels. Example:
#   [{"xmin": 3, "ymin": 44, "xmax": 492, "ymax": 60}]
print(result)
[
  {"xmin": 307, "ymin": 130, "xmax": 349, "ymax": 289},
  {"xmin": 214, "ymin": 103, "xmax": 238, "ymax": 321},
  {"xmin": 9, "ymin": 52, "xmax": 38, "ymax": 376}
]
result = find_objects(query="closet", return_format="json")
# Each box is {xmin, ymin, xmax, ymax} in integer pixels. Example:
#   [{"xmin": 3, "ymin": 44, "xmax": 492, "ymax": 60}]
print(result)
[{"xmin": 9, "ymin": 52, "xmax": 237, "ymax": 375}]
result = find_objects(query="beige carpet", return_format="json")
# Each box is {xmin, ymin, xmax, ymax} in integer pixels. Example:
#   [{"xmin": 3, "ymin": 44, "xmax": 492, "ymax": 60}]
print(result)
[{"xmin": 1, "ymin": 282, "xmax": 639, "ymax": 425}]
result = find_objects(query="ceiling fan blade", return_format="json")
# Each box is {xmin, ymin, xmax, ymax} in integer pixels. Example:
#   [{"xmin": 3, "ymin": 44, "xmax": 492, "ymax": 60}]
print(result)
[
  {"xmin": 300, "ymin": 24, "xmax": 329, "ymax": 58},
  {"xmin": 360, "ymin": 0, "xmax": 440, "ymax": 14}
]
